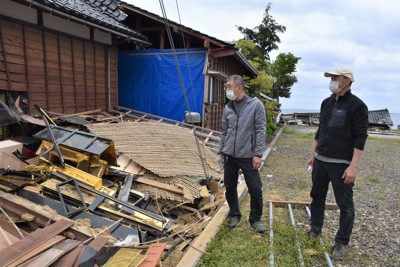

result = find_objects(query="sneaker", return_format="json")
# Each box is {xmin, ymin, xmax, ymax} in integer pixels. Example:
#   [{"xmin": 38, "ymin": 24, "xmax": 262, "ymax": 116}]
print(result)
[
  {"xmin": 332, "ymin": 243, "xmax": 347, "ymax": 260},
  {"xmin": 307, "ymin": 230, "xmax": 320, "ymax": 238},
  {"xmin": 250, "ymin": 221, "xmax": 268, "ymax": 235},
  {"xmin": 227, "ymin": 217, "xmax": 240, "ymax": 229}
]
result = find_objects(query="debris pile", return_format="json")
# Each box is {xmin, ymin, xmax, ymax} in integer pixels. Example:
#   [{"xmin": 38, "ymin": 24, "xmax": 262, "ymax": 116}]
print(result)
[{"xmin": 0, "ymin": 107, "xmax": 224, "ymax": 266}]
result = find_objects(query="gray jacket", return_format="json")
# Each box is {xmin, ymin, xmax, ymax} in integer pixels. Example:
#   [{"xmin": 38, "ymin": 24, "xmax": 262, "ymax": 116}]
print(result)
[{"xmin": 218, "ymin": 96, "xmax": 266, "ymax": 158}]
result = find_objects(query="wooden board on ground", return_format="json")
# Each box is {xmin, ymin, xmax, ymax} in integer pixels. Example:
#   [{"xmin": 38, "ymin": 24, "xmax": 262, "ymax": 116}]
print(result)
[
  {"xmin": 18, "ymin": 239, "xmax": 81, "ymax": 267},
  {"xmin": 0, "ymin": 219, "xmax": 73, "ymax": 266}
]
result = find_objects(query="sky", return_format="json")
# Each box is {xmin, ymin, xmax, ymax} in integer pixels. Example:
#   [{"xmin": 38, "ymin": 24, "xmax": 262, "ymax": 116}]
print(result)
[{"xmin": 126, "ymin": 0, "xmax": 400, "ymax": 113}]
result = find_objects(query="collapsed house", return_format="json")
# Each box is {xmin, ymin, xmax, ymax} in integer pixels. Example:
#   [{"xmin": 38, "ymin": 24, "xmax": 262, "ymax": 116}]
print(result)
[
  {"xmin": 280, "ymin": 108, "xmax": 395, "ymax": 131},
  {"xmin": 0, "ymin": 0, "xmax": 259, "ymax": 265},
  {"xmin": 0, "ymin": 108, "xmax": 224, "ymax": 266}
]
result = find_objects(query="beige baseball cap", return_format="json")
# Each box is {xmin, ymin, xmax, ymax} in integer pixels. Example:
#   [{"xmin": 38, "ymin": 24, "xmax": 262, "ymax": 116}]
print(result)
[{"xmin": 324, "ymin": 66, "xmax": 354, "ymax": 82}]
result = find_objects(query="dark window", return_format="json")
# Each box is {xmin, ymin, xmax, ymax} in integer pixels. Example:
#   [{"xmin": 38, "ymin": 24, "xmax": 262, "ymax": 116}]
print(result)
[{"xmin": 209, "ymin": 76, "xmax": 219, "ymax": 104}]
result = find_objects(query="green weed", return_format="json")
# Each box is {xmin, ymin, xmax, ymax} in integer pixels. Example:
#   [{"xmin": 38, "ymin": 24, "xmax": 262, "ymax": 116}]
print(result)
[{"xmin": 367, "ymin": 176, "xmax": 381, "ymax": 183}]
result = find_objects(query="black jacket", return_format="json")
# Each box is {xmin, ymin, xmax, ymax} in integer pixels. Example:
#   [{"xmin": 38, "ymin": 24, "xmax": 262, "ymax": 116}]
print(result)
[{"xmin": 315, "ymin": 90, "xmax": 368, "ymax": 162}]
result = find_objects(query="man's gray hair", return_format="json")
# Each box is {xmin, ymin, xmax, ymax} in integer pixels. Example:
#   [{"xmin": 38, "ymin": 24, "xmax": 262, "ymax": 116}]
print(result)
[{"xmin": 227, "ymin": 74, "xmax": 244, "ymax": 87}]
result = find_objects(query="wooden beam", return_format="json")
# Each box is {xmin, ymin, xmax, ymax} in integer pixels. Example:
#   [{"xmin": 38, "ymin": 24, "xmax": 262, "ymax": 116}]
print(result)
[
  {"xmin": 176, "ymin": 182, "xmax": 247, "ymax": 267},
  {"xmin": 57, "ymin": 34, "xmax": 65, "ymax": 113},
  {"xmin": 0, "ymin": 219, "xmax": 74, "ymax": 266},
  {"xmin": 0, "ymin": 189, "xmax": 91, "ymax": 240},
  {"xmin": 9, "ymin": 235, "xmax": 66, "ymax": 267},
  {"xmin": 18, "ymin": 239, "xmax": 81, "ymax": 267},
  {"xmin": 42, "ymin": 31, "xmax": 49, "ymax": 110}
]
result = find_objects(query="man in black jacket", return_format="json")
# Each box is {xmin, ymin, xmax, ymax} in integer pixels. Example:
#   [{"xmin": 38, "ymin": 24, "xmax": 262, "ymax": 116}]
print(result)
[{"xmin": 307, "ymin": 66, "xmax": 369, "ymax": 260}]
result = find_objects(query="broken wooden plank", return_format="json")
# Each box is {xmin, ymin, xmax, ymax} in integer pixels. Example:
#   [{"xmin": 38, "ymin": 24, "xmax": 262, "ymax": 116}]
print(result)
[
  {"xmin": 51, "ymin": 245, "xmax": 84, "ymax": 267},
  {"xmin": 0, "ymin": 206, "xmax": 25, "ymax": 239},
  {"xmin": 17, "ymin": 239, "xmax": 81, "ymax": 267},
  {"xmin": 138, "ymin": 243, "xmax": 167, "ymax": 267},
  {"xmin": 87, "ymin": 236, "xmax": 109, "ymax": 251},
  {"xmin": 0, "ymin": 219, "xmax": 74, "ymax": 266},
  {"xmin": 0, "ymin": 226, "xmax": 18, "ymax": 249},
  {"xmin": 47, "ymin": 109, "xmax": 102, "ymax": 120},
  {"xmin": 73, "ymin": 236, "xmax": 109, "ymax": 267},
  {"xmin": 176, "ymin": 182, "xmax": 247, "ymax": 267},
  {"xmin": 0, "ymin": 189, "xmax": 91, "ymax": 240},
  {"xmin": 135, "ymin": 177, "xmax": 185, "ymax": 195},
  {"xmin": 0, "ymin": 219, "xmax": 29, "ymax": 238},
  {"xmin": 8, "ymin": 235, "xmax": 66, "ymax": 267}
]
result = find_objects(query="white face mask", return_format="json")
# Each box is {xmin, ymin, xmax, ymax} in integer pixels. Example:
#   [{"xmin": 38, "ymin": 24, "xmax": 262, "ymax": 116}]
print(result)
[
  {"xmin": 226, "ymin": 90, "xmax": 237, "ymax": 101},
  {"xmin": 329, "ymin": 81, "xmax": 341, "ymax": 94}
]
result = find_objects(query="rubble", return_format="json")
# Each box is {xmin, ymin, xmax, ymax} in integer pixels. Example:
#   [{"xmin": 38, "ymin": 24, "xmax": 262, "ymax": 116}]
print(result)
[{"xmin": 0, "ymin": 107, "xmax": 224, "ymax": 266}]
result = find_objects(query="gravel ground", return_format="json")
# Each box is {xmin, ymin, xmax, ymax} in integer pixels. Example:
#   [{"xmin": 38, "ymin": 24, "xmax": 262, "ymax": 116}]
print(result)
[{"xmin": 261, "ymin": 126, "xmax": 400, "ymax": 267}]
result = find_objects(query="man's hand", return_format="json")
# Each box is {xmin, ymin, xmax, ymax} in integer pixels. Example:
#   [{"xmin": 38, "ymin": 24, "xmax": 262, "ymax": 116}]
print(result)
[
  {"xmin": 307, "ymin": 156, "xmax": 314, "ymax": 169},
  {"xmin": 342, "ymin": 165, "xmax": 358, "ymax": 184},
  {"xmin": 253, "ymin": 156, "xmax": 262, "ymax": 170}
]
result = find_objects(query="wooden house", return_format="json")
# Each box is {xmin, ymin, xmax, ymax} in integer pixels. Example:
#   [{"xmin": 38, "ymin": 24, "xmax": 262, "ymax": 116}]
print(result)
[
  {"xmin": 0, "ymin": 0, "xmax": 149, "ymax": 116},
  {"xmin": 119, "ymin": 2, "xmax": 258, "ymax": 131}
]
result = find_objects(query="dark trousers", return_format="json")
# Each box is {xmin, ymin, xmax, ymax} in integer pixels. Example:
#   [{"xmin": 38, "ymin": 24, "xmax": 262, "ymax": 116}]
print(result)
[
  {"xmin": 310, "ymin": 158, "xmax": 355, "ymax": 245},
  {"xmin": 224, "ymin": 156, "xmax": 263, "ymax": 223}
]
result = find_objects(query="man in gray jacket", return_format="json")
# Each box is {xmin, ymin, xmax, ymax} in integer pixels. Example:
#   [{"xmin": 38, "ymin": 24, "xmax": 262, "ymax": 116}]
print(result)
[{"xmin": 218, "ymin": 74, "xmax": 267, "ymax": 234}]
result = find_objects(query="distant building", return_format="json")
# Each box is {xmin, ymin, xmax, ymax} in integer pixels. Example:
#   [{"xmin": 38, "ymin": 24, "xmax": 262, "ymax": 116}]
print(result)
[{"xmin": 280, "ymin": 108, "xmax": 394, "ymax": 129}]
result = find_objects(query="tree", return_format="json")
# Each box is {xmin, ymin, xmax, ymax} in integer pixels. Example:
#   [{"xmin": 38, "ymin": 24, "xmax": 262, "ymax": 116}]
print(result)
[
  {"xmin": 236, "ymin": 3, "xmax": 300, "ymax": 101},
  {"xmin": 268, "ymin": 53, "xmax": 300, "ymax": 99},
  {"xmin": 237, "ymin": 3, "xmax": 286, "ymax": 61},
  {"xmin": 236, "ymin": 40, "xmax": 275, "ymax": 97},
  {"xmin": 235, "ymin": 3, "xmax": 300, "ymax": 137}
]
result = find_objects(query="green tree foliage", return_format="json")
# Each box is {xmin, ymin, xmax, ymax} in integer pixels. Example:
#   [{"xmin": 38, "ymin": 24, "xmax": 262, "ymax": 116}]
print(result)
[
  {"xmin": 237, "ymin": 3, "xmax": 286, "ymax": 61},
  {"xmin": 267, "ymin": 53, "xmax": 300, "ymax": 99},
  {"xmin": 235, "ymin": 3, "xmax": 300, "ymax": 137}
]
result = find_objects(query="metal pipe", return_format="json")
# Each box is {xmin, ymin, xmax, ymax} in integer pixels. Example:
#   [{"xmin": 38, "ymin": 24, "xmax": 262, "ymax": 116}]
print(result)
[
  {"xmin": 288, "ymin": 203, "xmax": 305, "ymax": 266},
  {"xmin": 305, "ymin": 206, "xmax": 334, "ymax": 267},
  {"xmin": 269, "ymin": 202, "xmax": 274, "ymax": 267}
]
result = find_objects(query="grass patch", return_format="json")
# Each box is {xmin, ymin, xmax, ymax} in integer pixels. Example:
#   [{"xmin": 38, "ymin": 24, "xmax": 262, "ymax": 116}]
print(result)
[
  {"xmin": 198, "ymin": 198, "xmax": 270, "ymax": 267},
  {"xmin": 292, "ymin": 179, "xmax": 308, "ymax": 190},
  {"xmin": 283, "ymin": 126, "xmax": 296, "ymax": 135},
  {"xmin": 198, "ymin": 198, "xmax": 328, "ymax": 267},
  {"xmin": 366, "ymin": 175, "xmax": 381, "ymax": 183}
]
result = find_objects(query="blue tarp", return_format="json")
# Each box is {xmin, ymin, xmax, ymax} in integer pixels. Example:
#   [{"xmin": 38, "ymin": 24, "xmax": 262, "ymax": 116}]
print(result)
[{"xmin": 118, "ymin": 48, "xmax": 206, "ymax": 121}]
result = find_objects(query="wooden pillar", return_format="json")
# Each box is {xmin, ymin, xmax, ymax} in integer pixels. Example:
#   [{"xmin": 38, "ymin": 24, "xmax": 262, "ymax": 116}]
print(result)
[{"xmin": 160, "ymin": 29, "xmax": 165, "ymax": 49}]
